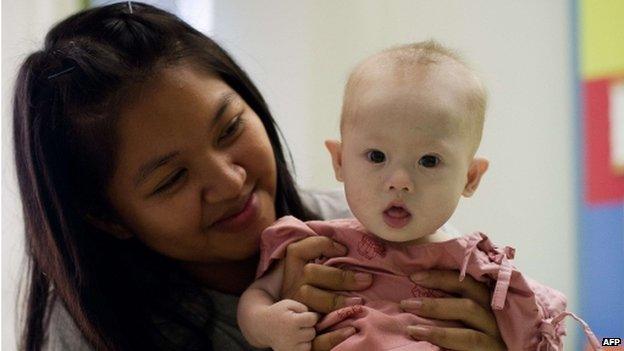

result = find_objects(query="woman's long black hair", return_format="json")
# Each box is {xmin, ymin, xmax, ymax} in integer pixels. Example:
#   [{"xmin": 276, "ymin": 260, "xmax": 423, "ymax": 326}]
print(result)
[{"xmin": 13, "ymin": 2, "xmax": 317, "ymax": 350}]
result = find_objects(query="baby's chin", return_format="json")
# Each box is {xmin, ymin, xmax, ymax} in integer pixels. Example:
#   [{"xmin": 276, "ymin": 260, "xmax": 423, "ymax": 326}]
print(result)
[{"xmin": 361, "ymin": 219, "xmax": 432, "ymax": 244}]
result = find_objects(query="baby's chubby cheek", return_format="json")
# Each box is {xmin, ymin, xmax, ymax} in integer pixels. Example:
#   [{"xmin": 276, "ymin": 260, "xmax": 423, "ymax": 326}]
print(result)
[{"xmin": 344, "ymin": 179, "xmax": 380, "ymax": 223}]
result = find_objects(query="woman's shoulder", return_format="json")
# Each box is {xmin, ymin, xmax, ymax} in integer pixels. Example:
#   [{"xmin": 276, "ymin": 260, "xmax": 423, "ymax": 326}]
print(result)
[
  {"xmin": 299, "ymin": 187, "xmax": 353, "ymax": 220},
  {"xmin": 43, "ymin": 299, "xmax": 94, "ymax": 351}
]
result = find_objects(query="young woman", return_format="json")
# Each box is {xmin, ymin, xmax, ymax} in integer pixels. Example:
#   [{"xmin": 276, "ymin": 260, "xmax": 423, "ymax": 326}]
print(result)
[{"xmin": 13, "ymin": 3, "xmax": 504, "ymax": 350}]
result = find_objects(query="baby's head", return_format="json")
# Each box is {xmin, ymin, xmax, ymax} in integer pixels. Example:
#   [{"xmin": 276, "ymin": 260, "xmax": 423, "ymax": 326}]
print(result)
[{"xmin": 326, "ymin": 40, "xmax": 489, "ymax": 243}]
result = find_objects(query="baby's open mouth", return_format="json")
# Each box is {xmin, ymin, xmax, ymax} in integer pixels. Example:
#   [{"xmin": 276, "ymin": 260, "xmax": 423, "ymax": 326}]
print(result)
[{"xmin": 383, "ymin": 204, "xmax": 412, "ymax": 229}]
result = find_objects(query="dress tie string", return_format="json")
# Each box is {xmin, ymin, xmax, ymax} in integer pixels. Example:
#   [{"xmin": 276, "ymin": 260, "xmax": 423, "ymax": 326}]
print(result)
[
  {"xmin": 537, "ymin": 311, "xmax": 602, "ymax": 350},
  {"xmin": 459, "ymin": 234, "xmax": 515, "ymax": 310}
]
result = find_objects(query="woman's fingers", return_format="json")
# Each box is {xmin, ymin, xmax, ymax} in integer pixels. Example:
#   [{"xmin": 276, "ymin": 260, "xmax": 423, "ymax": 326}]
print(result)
[
  {"xmin": 285, "ymin": 236, "xmax": 348, "ymax": 262},
  {"xmin": 280, "ymin": 236, "xmax": 371, "ymax": 317},
  {"xmin": 281, "ymin": 236, "xmax": 372, "ymax": 313},
  {"xmin": 303, "ymin": 263, "xmax": 372, "ymax": 291},
  {"xmin": 407, "ymin": 326, "xmax": 506, "ymax": 351},
  {"xmin": 294, "ymin": 284, "xmax": 361, "ymax": 313},
  {"xmin": 404, "ymin": 269, "xmax": 507, "ymax": 350},
  {"xmin": 400, "ymin": 297, "xmax": 500, "ymax": 338},
  {"xmin": 312, "ymin": 327, "xmax": 357, "ymax": 351},
  {"xmin": 409, "ymin": 270, "xmax": 491, "ymax": 310},
  {"xmin": 282, "ymin": 236, "xmax": 350, "ymax": 300}
]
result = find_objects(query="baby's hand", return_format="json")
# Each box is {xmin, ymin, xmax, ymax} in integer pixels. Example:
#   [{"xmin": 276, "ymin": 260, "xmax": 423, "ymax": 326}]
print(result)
[{"xmin": 261, "ymin": 299, "xmax": 319, "ymax": 351}]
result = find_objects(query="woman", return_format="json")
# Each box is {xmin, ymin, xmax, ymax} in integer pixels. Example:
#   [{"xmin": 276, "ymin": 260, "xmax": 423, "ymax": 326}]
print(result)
[{"xmin": 13, "ymin": 2, "xmax": 505, "ymax": 350}]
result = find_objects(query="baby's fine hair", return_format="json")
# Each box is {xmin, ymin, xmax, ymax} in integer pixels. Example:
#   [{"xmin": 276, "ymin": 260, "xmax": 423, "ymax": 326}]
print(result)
[{"xmin": 341, "ymin": 40, "xmax": 488, "ymax": 150}]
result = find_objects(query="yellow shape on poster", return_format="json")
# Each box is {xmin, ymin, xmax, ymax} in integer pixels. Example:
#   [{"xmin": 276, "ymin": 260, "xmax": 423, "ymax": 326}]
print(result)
[{"xmin": 581, "ymin": 0, "xmax": 624, "ymax": 79}]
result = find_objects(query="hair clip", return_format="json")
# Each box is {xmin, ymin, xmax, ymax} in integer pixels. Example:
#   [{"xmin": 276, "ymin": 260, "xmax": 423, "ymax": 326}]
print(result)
[
  {"xmin": 128, "ymin": 1, "xmax": 134, "ymax": 14},
  {"xmin": 47, "ymin": 66, "xmax": 75, "ymax": 80}
]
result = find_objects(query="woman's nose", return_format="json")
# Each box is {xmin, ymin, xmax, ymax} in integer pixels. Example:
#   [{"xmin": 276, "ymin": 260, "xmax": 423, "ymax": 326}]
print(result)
[
  {"xmin": 385, "ymin": 168, "xmax": 414, "ymax": 193},
  {"xmin": 201, "ymin": 156, "xmax": 246, "ymax": 204}
]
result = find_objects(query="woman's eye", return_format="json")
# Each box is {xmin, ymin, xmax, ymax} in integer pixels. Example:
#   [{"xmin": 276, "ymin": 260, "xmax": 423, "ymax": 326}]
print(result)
[
  {"xmin": 154, "ymin": 170, "xmax": 187, "ymax": 194},
  {"xmin": 218, "ymin": 116, "xmax": 243, "ymax": 142},
  {"xmin": 418, "ymin": 155, "xmax": 440, "ymax": 168},
  {"xmin": 366, "ymin": 150, "xmax": 386, "ymax": 163}
]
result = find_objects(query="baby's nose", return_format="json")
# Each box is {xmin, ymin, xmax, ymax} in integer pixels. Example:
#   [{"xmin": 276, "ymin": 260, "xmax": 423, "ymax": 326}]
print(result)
[{"xmin": 385, "ymin": 169, "xmax": 414, "ymax": 193}]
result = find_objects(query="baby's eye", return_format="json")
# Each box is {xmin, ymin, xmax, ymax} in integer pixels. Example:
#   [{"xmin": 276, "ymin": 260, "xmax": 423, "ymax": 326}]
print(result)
[
  {"xmin": 366, "ymin": 150, "xmax": 386, "ymax": 163},
  {"xmin": 418, "ymin": 155, "xmax": 440, "ymax": 168}
]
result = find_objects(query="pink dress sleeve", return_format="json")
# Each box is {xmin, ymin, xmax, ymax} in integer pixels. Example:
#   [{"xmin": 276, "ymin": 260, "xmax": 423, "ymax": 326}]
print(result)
[
  {"xmin": 453, "ymin": 233, "xmax": 601, "ymax": 351},
  {"xmin": 256, "ymin": 215, "xmax": 320, "ymax": 279}
]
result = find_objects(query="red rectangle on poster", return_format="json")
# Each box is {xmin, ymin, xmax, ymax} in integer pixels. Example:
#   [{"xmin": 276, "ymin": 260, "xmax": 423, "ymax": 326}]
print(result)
[{"xmin": 584, "ymin": 78, "xmax": 624, "ymax": 204}]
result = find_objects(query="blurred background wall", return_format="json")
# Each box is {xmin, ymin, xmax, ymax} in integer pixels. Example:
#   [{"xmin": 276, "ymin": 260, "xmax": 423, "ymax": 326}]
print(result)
[
  {"xmin": 3, "ymin": 1, "xmax": 622, "ymax": 350},
  {"xmin": 2, "ymin": 1, "xmax": 83, "ymax": 350}
]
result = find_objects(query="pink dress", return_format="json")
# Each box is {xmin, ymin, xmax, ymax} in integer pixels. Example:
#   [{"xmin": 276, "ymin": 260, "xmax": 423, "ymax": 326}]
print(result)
[{"xmin": 256, "ymin": 216, "xmax": 601, "ymax": 351}]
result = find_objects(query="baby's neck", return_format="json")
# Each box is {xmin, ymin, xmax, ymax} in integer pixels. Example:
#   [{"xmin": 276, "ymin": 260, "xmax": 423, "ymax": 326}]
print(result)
[{"xmin": 396, "ymin": 229, "xmax": 453, "ymax": 247}]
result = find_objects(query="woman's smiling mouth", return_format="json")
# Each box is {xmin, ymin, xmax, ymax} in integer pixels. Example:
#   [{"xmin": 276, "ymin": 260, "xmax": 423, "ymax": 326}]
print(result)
[{"xmin": 211, "ymin": 189, "xmax": 259, "ymax": 232}]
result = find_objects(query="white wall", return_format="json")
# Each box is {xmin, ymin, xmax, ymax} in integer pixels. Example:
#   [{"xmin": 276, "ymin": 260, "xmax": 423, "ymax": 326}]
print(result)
[
  {"xmin": 2, "ymin": 1, "xmax": 82, "ymax": 349},
  {"xmin": 213, "ymin": 1, "xmax": 578, "ymax": 348},
  {"xmin": 1, "ymin": 0, "xmax": 579, "ymax": 349}
]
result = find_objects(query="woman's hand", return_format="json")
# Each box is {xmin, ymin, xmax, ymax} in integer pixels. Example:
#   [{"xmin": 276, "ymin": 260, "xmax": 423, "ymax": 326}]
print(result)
[
  {"xmin": 400, "ymin": 270, "xmax": 507, "ymax": 351},
  {"xmin": 280, "ymin": 236, "xmax": 372, "ymax": 351}
]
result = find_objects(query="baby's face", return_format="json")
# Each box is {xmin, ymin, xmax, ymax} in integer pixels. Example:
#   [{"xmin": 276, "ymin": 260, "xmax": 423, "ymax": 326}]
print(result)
[{"xmin": 329, "ymin": 66, "xmax": 485, "ymax": 243}]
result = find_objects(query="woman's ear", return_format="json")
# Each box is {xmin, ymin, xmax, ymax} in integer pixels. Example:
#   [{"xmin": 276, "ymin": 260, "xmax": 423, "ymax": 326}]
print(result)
[
  {"xmin": 325, "ymin": 139, "xmax": 344, "ymax": 182},
  {"xmin": 462, "ymin": 157, "xmax": 489, "ymax": 197},
  {"xmin": 85, "ymin": 213, "xmax": 133, "ymax": 240}
]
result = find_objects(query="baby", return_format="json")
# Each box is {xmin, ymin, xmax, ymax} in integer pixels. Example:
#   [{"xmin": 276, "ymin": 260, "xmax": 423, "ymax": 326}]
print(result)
[{"xmin": 238, "ymin": 41, "xmax": 600, "ymax": 351}]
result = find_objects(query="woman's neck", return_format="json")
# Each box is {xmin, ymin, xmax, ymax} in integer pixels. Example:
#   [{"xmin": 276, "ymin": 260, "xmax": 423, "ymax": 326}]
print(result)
[{"xmin": 181, "ymin": 254, "xmax": 259, "ymax": 295}]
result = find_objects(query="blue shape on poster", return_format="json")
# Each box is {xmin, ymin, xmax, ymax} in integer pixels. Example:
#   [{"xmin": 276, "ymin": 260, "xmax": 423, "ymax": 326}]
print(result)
[{"xmin": 579, "ymin": 202, "xmax": 624, "ymax": 345}]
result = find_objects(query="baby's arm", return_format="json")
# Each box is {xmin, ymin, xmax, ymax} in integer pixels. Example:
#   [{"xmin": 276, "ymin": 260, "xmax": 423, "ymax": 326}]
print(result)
[{"xmin": 237, "ymin": 260, "xmax": 319, "ymax": 351}]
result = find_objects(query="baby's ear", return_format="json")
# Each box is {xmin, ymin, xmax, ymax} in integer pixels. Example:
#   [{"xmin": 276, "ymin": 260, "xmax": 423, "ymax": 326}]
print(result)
[
  {"xmin": 325, "ymin": 139, "xmax": 344, "ymax": 182},
  {"xmin": 462, "ymin": 157, "xmax": 489, "ymax": 197}
]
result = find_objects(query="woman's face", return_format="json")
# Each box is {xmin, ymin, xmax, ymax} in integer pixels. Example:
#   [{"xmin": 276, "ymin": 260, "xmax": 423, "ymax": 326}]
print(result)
[{"xmin": 106, "ymin": 65, "xmax": 277, "ymax": 264}]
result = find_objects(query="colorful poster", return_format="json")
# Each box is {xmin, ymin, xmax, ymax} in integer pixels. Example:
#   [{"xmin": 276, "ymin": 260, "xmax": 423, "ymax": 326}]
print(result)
[{"xmin": 577, "ymin": 0, "xmax": 624, "ymax": 348}]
